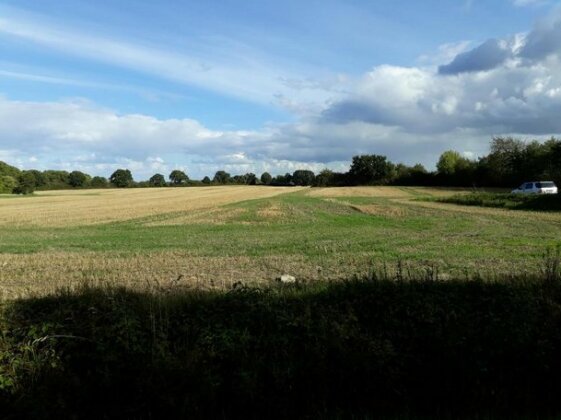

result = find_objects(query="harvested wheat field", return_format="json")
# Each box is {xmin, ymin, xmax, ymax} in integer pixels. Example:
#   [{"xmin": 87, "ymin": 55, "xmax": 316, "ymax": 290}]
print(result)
[
  {"xmin": 0, "ymin": 186, "xmax": 302, "ymax": 227},
  {"xmin": 1, "ymin": 186, "xmax": 560, "ymax": 297}
]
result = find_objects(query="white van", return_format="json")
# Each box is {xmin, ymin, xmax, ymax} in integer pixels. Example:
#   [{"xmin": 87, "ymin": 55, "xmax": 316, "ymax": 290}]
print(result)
[{"xmin": 512, "ymin": 181, "xmax": 558, "ymax": 195}]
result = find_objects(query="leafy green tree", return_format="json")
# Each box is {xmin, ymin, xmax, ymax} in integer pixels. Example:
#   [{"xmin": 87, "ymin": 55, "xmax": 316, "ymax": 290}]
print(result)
[
  {"xmin": 292, "ymin": 170, "xmax": 315, "ymax": 186},
  {"xmin": 202, "ymin": 176, "xmax": 211, "ymax": 184},
  {"xmin": 23, "ymin": 170, "xmax": 46, "ymax": 188},
  {"xmin": 68, "ymin": 170, "xmax": 90, "ymax": 187},
  {"xmin": 348, "ymin": 155, "xmax": 392, "ymax": 185},
  {"xmin": 90, "ymin": 176, "xmax": 108, "ymax": 188},
  {"xmin": 169, "ymin": 170, "xmax": 189, "ymax": 185},
  {"xmin": 13, "ymin": 172, "xmax": 36, "ymax": 194},
  {"xmin": 213, "ymin": 170, "xmax": 231, "ymax": 184},
  {"xmin": 314, "ymin": 169, "xmax": 334, "ymax": 187},
  {"xmin": 110, "ymin": 169, "xmax": 133, "ymax": 188},
  {"xmin": 0, "ymin": 161, "xmax": 20, "ymax": 178},
  {"xmin": 437, "ymin": 151, "xmax": 464, "ymax": 176},
  {"xmin": 0, "ymin": 175, "xmax": 18, "ymax": 193},
  {"xmin": 244, "ymin": 173, "xmax": 257, "ymax": 185},
  {"xmin": 260, "ymin": 172, "xmax": 272, "ymax": 185},
  {"xmin": 272, "ymin": 173, "xmax": 293, "ymax": 185},
  {"xmin": 149, "ymin": 173, "xmax": 167, "ymax": 187},
  {"xmin": 43, "ymin": 170, "xmax": 70, "ymax": 188}
]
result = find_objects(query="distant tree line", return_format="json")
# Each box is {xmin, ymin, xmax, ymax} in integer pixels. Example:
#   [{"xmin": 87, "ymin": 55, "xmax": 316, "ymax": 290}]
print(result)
[{"xmin": 1, "ymin": 137, "xmax": 560, "ymax": 195}]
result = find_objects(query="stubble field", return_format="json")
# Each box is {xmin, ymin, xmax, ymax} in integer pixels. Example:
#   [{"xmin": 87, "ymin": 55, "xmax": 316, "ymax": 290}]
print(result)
[{"xmin": 1, "ymin": 185, "xmax": 560, "ymax": 298}]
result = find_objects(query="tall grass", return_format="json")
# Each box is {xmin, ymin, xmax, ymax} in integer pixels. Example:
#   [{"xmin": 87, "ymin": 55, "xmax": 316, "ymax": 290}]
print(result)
[
  {"xmin": 433, "ymin": 192, "xmax": 561, "ymax": 211},
  {"xmin": 2, "ymin": 270, "xmax": 561, "ymax": 418}
]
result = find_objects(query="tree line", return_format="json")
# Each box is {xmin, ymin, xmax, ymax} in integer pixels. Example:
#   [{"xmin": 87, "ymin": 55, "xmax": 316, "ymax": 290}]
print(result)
[{"xmin": 1, "ymin": 137, "xmax": 560, "ymax": 194}]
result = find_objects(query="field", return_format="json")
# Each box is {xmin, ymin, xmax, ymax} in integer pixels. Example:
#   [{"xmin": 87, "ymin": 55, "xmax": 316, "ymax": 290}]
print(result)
[{"xmin": 1, "ymin": 185, "xmax": 561, "ymax": 298}]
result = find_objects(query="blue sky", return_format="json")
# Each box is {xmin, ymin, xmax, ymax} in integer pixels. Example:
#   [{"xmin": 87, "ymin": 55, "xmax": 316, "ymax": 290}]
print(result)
[{"xmin": 1, "ymin": 0, "xmax": 561, "ymax": 179}]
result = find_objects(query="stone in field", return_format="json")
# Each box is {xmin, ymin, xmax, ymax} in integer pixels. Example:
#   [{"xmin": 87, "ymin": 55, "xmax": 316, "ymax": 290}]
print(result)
[{"xmin": 278, "ymin": 274, "xmax": 296, "ymax": 284}]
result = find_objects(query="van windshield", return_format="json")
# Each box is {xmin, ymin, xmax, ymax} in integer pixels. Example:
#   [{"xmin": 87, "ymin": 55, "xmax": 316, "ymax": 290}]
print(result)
[{"xmin": 537, "ymin": 182, "xmax": 555, "ymax": 188}]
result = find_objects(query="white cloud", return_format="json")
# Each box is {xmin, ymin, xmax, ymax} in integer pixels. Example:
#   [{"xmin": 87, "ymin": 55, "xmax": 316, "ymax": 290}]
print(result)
[{"xmin": 3, "ymin": 7, "xmax": 561, "ymax": 179}]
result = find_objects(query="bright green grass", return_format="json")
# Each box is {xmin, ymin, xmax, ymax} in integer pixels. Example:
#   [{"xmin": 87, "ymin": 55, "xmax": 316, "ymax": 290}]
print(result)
[{"xmin": 2, "ymin": 189, "xmax": 560, "ymax": 275}]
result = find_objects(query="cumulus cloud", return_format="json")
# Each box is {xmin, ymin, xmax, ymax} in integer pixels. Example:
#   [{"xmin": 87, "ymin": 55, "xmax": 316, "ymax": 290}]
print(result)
[
  {"xmin": 323, "ymin": 10, "xmax": 561, "ymax": 140},
  {"xmin": 2, "ymin": 9, "xmax": 561, "ymax": 179},
  {"xmin": 520, "ymin": 11, "xmax": 561, "ymax": 59},
  {"xmin": 438, "ymin": 39, "xmax": 515, "ymax": 75}
]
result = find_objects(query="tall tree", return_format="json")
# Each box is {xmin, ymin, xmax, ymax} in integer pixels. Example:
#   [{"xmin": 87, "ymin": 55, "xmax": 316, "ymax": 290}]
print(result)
[
  {"xmin": 13, "ymin": 172, "xmax": 36, "ymax": 194},
  {"xmin": 169, "ymin": 170, "xmax": 189, "ymax": 185},
  {"xmin": 149, "ymin": 173, "xmax": 167, "ymax": 187},
  {"xmin": 292, "ymin": 170, "xmax": 315, "ymax": 186},
  {"xmin": 213, "ymin": 171, "xmax": 231, "ymax": 184},
  {"xmin": 91, "ymin": 176, "xmax": 108, "ymax": 188},
  {"xmin": 110, "ymin": 169, "xmax": 133, "ymax": 188},
  {"xmin": 0, "ymin": 175, "xmax": 17, "ymax": 194},
  {"xmin": 348, "ymin": 155, "xmax": 392, "ymax": 185},
  {"xmin": 68, "ymin": 170, "xmax": 90, "ymax": 187},
  {"xmin": 260, "ymin": 172, "xmax": 272, "ymax": 185}
]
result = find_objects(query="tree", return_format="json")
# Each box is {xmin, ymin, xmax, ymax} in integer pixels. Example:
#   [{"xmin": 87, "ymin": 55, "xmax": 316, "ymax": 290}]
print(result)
[
  {"xmin": 202, "ymin": 176, "xmax": 211, "ymax": 184},
  {"xmin": 213, "ymin": 170, "xmax": 231, "ymax": 184},
  {"xmin": 292, "ymin": 170, "xmax": 315, "ymax": 186},
  {"xmin": 110, "ymin": 169, "xmax": 133, "ymax": 188},
  {"xmin": 43, "ymin": 170, "xmax": 70, "ymax": 188},
  {"xmin": 91, "ymin": 176, "xmax": 108, "ymax": 188},
  {"xmin": 348, "ymin": 155, "xmax": 392, "ymax": 185},
  {"xmin": 68, "ymin": 170, "xmax": 90, "ymax": 187},
  {"xmin": 0, "ymin": 161, "xmax": 20, "ymax": 178},
  {"xmin": 314, "ymin": 169, "xmax": 334, "ymax": 187},
  {"xmin": 0, "ymin": 175, "xmax": 17, "ymax": 194},
  {"xmin": 149, "ymin": 173, "xmax": 166, "ymax": 187},
  {"xmin": 244, "ymin": 173, "xmax": 257, "ymax": 185},
  {"xmin": 22, "ymin": 170, "xmax": 46, "ymax": 189},
  {"xmin": 437, "ymin": 151, "xmax": 464, "ymax": 176},
  {"xmin": 13, "ymin": 171, "xmax": 36, "ymax": 194},
  {"xmin": 260, "ymin": 172, "xmax": 272, "ymax": 185},
  {"xmin": 169, "ymin": 170, "xmax": 189, "ymax": 185}
]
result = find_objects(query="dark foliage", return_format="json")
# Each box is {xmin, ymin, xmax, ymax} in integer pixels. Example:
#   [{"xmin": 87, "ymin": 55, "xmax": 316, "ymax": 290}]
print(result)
[
  {"xmin": 90, "ymin": 176, "xmax": 108, "ymax": 188},
  {"xmin": 292, "ymin": 169, "xmax": 316, "ymax": 186},
  {"xmin": 213, "ymin": 170, "xmax": 231, "ymax": 184},
  {"xmin": 68, "ymin": 171, "xmax": 89, "ymax": 188},
  {"xmin": 436, "ymin": 192, "xmax": 561, "ymax": 211},
  {"xmin": 349, "ymin": 154, "xmax": 393, "ymax": 185},
  {"xmin": 260, "ymin": 172, "xmax": 272, "ymax": 185},
  {"xmin": 2, "ymin": 277, "xmax": 561, "ymax": 418},
  {"xmin": 149, "ymin": 173, "xmax": 167, "ymax": 187},
  {"xmin": 109, "ymin": 169, "xmax": 134, "ymax": 188},
  {"xmin": 169, "ymin": 170, "xmax": 189, "ymax": 185}
]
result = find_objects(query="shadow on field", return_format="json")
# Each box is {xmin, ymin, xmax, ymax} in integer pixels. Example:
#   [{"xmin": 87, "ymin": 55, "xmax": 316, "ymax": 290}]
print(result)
[{"xmin": 2, "ymin": 278, "xmax": 561, "ymax": 419}]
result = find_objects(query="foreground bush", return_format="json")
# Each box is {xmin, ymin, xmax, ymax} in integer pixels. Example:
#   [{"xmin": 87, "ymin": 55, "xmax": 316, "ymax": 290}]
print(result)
[{"xmin": 2, "ymin": 278, "xmax": 561, "ymax": 418}]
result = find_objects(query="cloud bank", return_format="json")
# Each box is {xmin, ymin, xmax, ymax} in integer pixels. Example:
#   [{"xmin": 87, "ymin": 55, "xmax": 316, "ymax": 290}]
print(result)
[{"xmin": 2, "ymin": 9, "xmax": 561, "ymax": 179}]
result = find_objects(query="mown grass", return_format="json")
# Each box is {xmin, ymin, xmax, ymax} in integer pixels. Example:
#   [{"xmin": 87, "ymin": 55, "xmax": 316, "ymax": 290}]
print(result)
[
  {"xmin": 434, "ymin": 192, "xmax": 561, "ymax": 211},
  {"xmin": 2, "ymin": 274, "xmax": 561, "ymax": 419}
]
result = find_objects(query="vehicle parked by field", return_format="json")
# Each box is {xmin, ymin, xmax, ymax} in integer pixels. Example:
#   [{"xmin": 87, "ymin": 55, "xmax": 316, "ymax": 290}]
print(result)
[{"xmin": 512, "ymin": 181, "xmax": 558, "ymax": 194}]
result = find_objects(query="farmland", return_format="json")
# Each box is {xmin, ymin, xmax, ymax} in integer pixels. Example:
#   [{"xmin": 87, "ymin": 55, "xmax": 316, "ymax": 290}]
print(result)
[
  {"xmin": 1, "ymin": 185, "xmax": 560, "ymax": 298},
  {"xmin": 3, "ymin": 185, "xmax": 561, "ymax": 418}
]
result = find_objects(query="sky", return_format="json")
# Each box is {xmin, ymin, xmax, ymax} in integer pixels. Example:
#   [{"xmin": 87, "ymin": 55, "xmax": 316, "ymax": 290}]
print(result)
[{"xmin": 1, "ymin": 0, "xmax": 561, "ymax": 179}]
